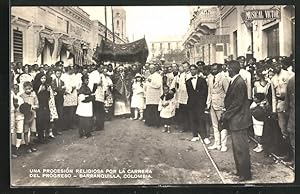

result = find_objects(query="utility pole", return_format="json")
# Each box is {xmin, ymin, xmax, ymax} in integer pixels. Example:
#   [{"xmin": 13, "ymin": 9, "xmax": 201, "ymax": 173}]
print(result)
[
  {"xmin": 111, "ymin": 6, "xmax": 115, "ymax": 43},
  {"xmin": 104, "ymin": 6, "xmax": 107, "ymax": 41}
]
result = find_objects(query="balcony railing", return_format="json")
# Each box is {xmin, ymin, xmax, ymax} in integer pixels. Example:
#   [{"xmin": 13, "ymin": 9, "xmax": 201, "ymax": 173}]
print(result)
[{"xmin": 183, "ymin": 7, "xmax": 219, "ymax": 46}]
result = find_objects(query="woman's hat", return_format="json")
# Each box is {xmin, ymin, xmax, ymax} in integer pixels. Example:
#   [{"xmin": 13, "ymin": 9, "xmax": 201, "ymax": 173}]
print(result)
[{"xmin": 135, "ymin": 73, "xmax": 142, "ymax": 78}]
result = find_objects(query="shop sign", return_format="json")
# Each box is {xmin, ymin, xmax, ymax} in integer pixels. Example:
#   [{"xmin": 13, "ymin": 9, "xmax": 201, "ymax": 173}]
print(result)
[
  {"xmin": 244, "ymin": 9, "xmax": 281, "ymax": 21},
  {"xmin": 194, "ymin": 35, "xmax": 230, "ymax": 45},
  {"xmin": 69, "ymin": 23, "xmax": 83, "ymax": 37},
  {"xmin": 196, "ymin": 7, "xmax": 219, "ymax": 22}
]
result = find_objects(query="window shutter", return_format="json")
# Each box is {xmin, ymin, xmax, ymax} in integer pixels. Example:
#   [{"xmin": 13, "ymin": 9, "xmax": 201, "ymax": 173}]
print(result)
[{"xmin": 13, "ymin": 29, "xmax": 23, "ymax": 63}]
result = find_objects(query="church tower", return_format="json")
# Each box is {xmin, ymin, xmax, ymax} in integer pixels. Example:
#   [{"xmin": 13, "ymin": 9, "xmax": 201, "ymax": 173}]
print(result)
[{"xmin": 113, "ymin": 6, "xmax": 126, "ymax": 40}]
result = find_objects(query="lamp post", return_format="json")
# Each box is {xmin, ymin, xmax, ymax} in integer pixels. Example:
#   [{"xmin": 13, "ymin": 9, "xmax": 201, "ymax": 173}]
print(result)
[
  {"xmin": 160, "ymin": 55, "xmax": 165, "ymax": 66},
  {"xmin": 81, "ymin": 42, "xmax": 88, "ymax": 65}
]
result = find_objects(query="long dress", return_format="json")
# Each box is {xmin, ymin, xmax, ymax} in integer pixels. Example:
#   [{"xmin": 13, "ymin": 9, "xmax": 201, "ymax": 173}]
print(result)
[
  {"xmin": 144, "ymin": 72, "xmax": 163, "ymax": 127},
  {"xmin": 262, "ymin": 83, "xmax": 292, "ymax": 157},
  {"xmin": 62, "ymin": 73, "xmax": 78, "ymax": 129},
  {"xmin": 76, "ymin": 83, "xmax": 93, "ymax": 136},
  {"xmin": 113, "ymin": 72, "xmax": 131, "ymax": 116},
  {"xmin": 131, "ymin": 81, "xmax": 145, "ymax": 110},
  {"xmin": 36, "ymin": 84, "xmax": 51, "ymax": 138},
  {"xmin": 104, "ymin": 76, "xmax": 114, "ymax": 120}
]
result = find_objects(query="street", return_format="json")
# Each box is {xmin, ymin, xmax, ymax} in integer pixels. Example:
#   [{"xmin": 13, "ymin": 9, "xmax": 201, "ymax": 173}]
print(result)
[{"xmin": 11, "ymin": 118, "xmax": 294, "ymax": 186}]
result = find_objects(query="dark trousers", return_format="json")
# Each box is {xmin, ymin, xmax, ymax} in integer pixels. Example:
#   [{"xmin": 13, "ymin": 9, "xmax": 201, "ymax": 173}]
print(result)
[
  {"xmin": 231, "ymin": 129, "xmax": 251, "ymax": 179},
  {"xmin": 54, "ymin": 96, "xmax": 64, "ymax": 133},
  {"xmin": 178, "ymin": 104, "xmax": 190, "ymax": 131},
  {"xmin": 94, "ymin": 101, "xmax": 105, "ymax": 130},
  {"xmin": 188, "ymin": 109, "xmax": 206, "ymax": 138}
]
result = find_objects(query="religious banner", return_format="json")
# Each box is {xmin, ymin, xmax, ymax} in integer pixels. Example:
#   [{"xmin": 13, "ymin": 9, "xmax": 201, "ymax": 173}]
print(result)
[{"xmin": 93, "ymin": 37, "xmax": 149, "ymax": 64}]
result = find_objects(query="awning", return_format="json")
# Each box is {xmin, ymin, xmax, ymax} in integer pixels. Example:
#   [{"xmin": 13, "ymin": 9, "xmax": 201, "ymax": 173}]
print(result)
[
  {"xmin": 36, "ymin": 31, "xmax": 55, "ymax": 58},
  {"xmin": 55, "ymin": 37, "xmax": 75, "ymax": 59},
  {"xmin": 93, "ymin": 38, "xmax": 149, "ymax": 64},
  {"xmin": 73, "ymin": 40, "xmax": 83, "ymax": 65}
]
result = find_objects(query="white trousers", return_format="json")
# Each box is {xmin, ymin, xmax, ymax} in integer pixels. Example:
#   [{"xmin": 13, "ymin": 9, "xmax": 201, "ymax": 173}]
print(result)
[{"xmin": 210, "ymin": 107, "xmax": 227, "ymax": 147}]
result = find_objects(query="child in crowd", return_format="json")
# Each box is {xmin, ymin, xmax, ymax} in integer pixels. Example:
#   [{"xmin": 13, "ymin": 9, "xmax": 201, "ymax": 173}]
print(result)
[
  {"xmin": 158, "ymin": 85, "xmax": 176, "ymax": 133},
  {"xmin": 20, "ymin": 81, "xmax": 38, "ymax": 153},
  {"xmin": 76, "ymin": 75, "xmax": 95, "ymax": 138},
  {"xmin": 11, "ymin": 84, "xmax": 24, "ymax": 158},
  {"xmin": 130, "ymin": 73, "xmax": 145, "ymax": 120},
  {"xmin": 51, "ymin": 68, "xmax": 65, "ymax": 135}
]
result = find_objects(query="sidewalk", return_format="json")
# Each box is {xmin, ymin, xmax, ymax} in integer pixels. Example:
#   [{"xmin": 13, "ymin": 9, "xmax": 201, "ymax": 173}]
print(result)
[{"xmin": 206, "ymin": 135, "xmax": 295, "ymax": 184}]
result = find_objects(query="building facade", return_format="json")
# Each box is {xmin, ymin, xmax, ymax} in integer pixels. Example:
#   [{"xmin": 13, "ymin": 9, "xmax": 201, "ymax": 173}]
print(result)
[
  {"xmin": 11, "ymin": 6, "xmax": 128, "ymax": 66},
  {"xmin": 149, "ymin": 35, "xmax": 183, "ymax": 60},
  {"xmin": 182, "ymin": 5, "xmax": 295, "ymax": 64}
]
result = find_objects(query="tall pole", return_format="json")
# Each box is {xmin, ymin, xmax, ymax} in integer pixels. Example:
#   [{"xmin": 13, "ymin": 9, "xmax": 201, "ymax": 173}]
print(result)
[
  {"xmin": 104, "ymin": 6, "xmax": 107, "ymax": 41},
  {"xmin": 111, "ymin": 6, "xmax": 115, "ymax": 43},
  {"xmin": 111, "ymin": 6, "xmax": 116, "ymax": 66}
]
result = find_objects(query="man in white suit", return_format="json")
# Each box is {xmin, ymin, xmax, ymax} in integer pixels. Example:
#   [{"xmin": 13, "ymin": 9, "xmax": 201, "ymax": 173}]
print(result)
[{"xmin": 206, "ymin": 63, "xmax": 230, "ymax": 152}]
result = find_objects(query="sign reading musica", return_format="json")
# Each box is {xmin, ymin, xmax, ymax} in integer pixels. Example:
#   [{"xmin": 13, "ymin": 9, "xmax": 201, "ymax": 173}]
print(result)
[{"xmin": 244, "ymin": 9, "xmax": 281, "ymax": 21}]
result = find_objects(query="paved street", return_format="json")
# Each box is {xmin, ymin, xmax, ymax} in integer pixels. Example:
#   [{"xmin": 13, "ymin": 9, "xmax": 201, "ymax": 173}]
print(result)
[{"xmin": 11, "ymin": 118, "xmax": 294, "ymax": 186}]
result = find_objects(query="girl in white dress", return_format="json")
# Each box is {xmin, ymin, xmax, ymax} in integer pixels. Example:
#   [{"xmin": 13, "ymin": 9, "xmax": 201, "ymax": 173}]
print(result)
[{"xmin": 130, "ymin": 73, "xmax": 145, "ymax": 120}]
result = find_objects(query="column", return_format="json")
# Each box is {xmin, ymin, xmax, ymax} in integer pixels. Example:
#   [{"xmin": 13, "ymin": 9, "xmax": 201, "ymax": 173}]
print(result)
[
  {"xmin": 210, "ymin": 43, "xmax": 216, "ymax": 64},
  {"xmin": 279, "ymin": 6, "xmax": 293, "ymax": 56}
]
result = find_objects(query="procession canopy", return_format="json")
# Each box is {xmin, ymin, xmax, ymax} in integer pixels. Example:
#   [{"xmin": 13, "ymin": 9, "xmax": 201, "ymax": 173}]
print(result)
[{"xmin": 93, "ymin": 37, "xmax": 149, "ymax": 64}]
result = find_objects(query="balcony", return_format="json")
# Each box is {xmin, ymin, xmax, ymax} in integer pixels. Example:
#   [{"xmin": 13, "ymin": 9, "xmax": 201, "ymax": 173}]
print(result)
[{"xmin": 183, "ymin": 6, "xmax": 219, "ymax": 47}]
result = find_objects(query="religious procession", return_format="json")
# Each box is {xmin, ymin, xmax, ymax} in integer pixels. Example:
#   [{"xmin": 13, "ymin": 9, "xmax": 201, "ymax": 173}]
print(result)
[{"xmin": 10, "ymin": 5, "xmax": 295, "ymax": 185}]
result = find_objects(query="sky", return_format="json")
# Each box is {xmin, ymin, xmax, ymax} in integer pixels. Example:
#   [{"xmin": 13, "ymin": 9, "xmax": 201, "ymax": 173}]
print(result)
[{"xmin": 80, "ymin": 6, "xmax": 190, "ymax": 43}]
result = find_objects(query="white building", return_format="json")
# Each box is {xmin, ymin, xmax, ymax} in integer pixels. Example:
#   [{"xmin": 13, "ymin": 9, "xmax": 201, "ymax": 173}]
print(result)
[
  {"xmin": 182, "ymin": 5, "xmax": 295, "ymax": 64},
  {"xmin": 11, "ymin": 6, "xmax": 128, "ymax": 66},
  {"xmin": 149, "ymin": 35, "xmax": 184, "ymax": 60}
]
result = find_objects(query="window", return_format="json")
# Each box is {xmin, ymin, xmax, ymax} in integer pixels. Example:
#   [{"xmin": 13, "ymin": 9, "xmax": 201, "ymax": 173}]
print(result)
[
  {"xmin": 196, "ymin": 45, "xmax": 200, "ymax": 54},
  {"xmin": 66, "ymin": 21, "xmax": 69, "ymax": 34},
  {"xmin": 266, "ymin": 24, "xmax": 279, "ymax": 57},
  {"xmin": 233, "ymin": 30, "xmax": 238, "ymax": 58},
  {"xmin": 13, "ymin": 29, "xmax": 23, "ymax": 63},
  {"xmin": 117, "ymin": 20, "xmax": 119, "ymax": 28}
]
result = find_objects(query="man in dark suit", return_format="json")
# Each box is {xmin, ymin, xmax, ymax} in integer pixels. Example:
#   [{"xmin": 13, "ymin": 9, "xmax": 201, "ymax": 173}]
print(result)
[
  {"xmin": 221, "ymin": 60, "xmax": 252, "ymax": 181},
  {"xmin": 186, "ymin": 64, "xmax": 208, "ymax": 143},
  {"xmin": 51, "ymin": 68, "xmax": 66, "ymax": 135}
]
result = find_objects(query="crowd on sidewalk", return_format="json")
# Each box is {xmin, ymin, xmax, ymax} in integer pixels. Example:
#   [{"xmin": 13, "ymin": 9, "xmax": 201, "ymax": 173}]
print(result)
[{"xmin": 10, "ymin": 54, "xmax": 295, "ymax": 181}]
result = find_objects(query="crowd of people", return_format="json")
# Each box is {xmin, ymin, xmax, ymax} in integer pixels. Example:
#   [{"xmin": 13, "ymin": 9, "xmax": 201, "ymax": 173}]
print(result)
[{"xmin": 10, "ymin": 54, "xmax": 295, "ymax": 181}]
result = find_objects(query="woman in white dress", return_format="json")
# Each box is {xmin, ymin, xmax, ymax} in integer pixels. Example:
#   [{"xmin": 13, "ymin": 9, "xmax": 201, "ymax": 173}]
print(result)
[{"xmin": 251, "ymin": 68, "xmax": 271, "ymax": 153}]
